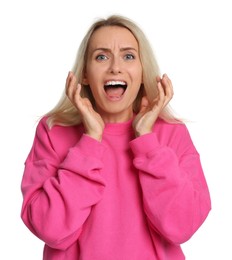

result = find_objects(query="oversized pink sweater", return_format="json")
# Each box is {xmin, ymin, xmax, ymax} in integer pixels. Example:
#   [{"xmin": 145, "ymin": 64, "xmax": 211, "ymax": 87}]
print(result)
[{"xmin": 21, "ymin": 117, "xmax": 211, "ymax": 260}]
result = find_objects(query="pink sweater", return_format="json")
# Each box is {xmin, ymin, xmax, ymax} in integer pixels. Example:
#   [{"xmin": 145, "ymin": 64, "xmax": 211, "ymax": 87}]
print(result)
[{"xmin": 21, "ymin": 117, "xmax": 211, "ymax": 260}]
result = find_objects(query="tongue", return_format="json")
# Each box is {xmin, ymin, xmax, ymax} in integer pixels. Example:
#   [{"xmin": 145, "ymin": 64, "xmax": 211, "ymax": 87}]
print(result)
[{"xmin": 105, "ymin": 87, "xmax": 125, "ymax": 98}]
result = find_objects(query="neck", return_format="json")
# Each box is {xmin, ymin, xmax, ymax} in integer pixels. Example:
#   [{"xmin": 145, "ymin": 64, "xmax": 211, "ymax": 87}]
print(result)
[{"xmin": 100, "ymin": 110, "xmax": 134, "ymax": 123}]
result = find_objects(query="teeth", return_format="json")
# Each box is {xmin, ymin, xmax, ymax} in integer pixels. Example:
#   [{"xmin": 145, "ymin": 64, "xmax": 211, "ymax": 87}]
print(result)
[{"xmin": 105, "ymin": 81, "xmax": 126, "ymax": 86}]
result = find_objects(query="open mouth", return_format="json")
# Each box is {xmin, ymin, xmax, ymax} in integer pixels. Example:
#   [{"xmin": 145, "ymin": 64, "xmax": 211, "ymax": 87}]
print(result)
[{"xmin": 104, "ymin": 80, "xmax": 127, "ymax": 100}]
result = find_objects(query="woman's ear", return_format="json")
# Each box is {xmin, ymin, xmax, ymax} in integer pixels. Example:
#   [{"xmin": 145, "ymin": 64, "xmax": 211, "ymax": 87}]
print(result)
[{"xmin": 82, "ymin": 72, "xmax": 89, "ymax": 85}]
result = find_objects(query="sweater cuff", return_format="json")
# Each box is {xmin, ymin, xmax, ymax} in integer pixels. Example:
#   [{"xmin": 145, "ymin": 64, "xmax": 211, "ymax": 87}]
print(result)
[{"xmin": 129, "ymin": 133, "xmax": 161, "ymax": 157}]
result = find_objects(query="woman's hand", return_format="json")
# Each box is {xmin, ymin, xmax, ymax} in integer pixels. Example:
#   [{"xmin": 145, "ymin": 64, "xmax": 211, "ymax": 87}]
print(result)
[
  {"xmin": 133, "ymin": 74, "xmax": 174, "ymax": 137},
  {"xmin": 65, "ymin": 71, "xmax": 104, "ymax": 141}
]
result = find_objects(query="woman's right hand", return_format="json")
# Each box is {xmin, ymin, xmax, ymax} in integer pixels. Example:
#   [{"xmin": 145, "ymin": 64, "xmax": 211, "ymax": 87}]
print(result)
[{"xmin": 65, "ymin": 71, "xmax": 104, "ymax": 141}]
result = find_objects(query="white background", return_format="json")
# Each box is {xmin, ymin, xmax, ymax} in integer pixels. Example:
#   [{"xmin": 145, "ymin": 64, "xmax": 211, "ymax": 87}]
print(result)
[{"xmin": 0, "ymin": 0, "xmax": 231, "ymax": 259}]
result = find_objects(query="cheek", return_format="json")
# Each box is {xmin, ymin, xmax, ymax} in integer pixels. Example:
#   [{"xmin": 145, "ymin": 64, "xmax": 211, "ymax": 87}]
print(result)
[
  {"xmin": 87, "ymin": 65, "xmax": 104, "ymax": 82},
  {"xmin": 138, "ymin": 66, "xmax": 143, "ymax": 80},
  {"xmin": 131, "ymin": 64, "xmax": 143, "ymax": 80}
]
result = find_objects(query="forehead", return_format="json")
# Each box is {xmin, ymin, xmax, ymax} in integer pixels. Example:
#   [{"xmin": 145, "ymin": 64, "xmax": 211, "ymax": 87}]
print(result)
[{"xmin": 88, "ymin": 26, "xmax": 139, "ymax": 49}]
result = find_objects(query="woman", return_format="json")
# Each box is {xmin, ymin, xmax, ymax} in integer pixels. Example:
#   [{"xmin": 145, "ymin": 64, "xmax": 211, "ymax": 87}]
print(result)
[{"xmin": 21, "ymin": 15, "xmax": 211, "ymax": 259}]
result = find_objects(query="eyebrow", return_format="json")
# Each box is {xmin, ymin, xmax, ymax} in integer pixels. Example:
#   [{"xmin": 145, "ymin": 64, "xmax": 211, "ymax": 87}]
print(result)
[{"xmin": 91, "ymin": 47, "xmax": 139, "ymax": 54}]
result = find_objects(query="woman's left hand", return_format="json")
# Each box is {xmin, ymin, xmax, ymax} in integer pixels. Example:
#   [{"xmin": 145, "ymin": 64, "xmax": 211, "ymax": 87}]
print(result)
[{"xmin": 133, "ymin": 74, "xmax": 174, "ymax": 137}]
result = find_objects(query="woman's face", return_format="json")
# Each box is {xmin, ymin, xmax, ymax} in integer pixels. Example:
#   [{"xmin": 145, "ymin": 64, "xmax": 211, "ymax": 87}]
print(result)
[{"xmin": 83, "ymin": 25, "xmax": 143, "ymax": 123}]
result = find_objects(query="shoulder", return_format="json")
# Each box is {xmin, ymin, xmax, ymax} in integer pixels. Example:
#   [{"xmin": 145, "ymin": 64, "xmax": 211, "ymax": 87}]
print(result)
[
  {"xmin": 154, "ymin": 118, "xmax": 196, "ymax": 154},
  {"xmin": 36, "ymin": 116, "xmax": 83, "ymax": 138},
  {"xmin": 154, "ymin": 118, "xmax": 189, "ymax": 137},
  {"xmin": 35, "ymin": 116, "xmax": 84, "ymax": 158}
]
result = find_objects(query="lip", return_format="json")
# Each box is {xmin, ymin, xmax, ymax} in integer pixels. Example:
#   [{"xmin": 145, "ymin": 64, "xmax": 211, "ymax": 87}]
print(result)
[{"xmin": 104, "ymin": 79, "xmax": 127, "ymax": 85}]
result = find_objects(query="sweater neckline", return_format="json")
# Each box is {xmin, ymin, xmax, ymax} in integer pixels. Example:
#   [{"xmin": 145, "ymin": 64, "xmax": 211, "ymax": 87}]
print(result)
[{"xmin": 104, "ymin": 118, "xmax": 134, "ymax": 135}]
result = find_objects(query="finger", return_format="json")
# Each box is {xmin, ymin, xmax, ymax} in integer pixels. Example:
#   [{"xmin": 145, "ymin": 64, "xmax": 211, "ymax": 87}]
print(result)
[
  {"xmin": 76, "ymin": 83, "xmax": 81, "ymax": 96},
  {"xmin": 150, "ymin": 82, "xmax": 164, "ymax": 111},
  {"xmin": 66, "ymin": 73, "xmax": 78, "ymax": 100},
  {"xmin": 158, "ymin": 81, "xmax": 172, "ymax": 108},
  {"xmin": 139, "ymin": 96, "xmax": 149, "ymax": 113},
  {"xmin": 157, "ymin": 81, "xmax": 165, "ymax": 101},
  {"xmin": 156, "ymin": 75, "xmax": 161, "ymax": 83},
  {"xmin": 73, "ymin": 84, "xmax": 83, "ymax": 105},
  {"xmin": 161, "ymin": 74, "xmax": 174, "ymax": 99},
  {"xmin": 65, "ymin": 71, "xmax": 74, "ymax": 90},
  {"xmin": 74, "ymin": 85, "xmax": 93, "ymax": 112}
]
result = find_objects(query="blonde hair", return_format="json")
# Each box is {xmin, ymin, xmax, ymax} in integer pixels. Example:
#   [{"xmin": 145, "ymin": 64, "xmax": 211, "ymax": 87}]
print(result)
[{"xmin": 46, "ymin": 15, "xmax": 180, "ymax": 128}]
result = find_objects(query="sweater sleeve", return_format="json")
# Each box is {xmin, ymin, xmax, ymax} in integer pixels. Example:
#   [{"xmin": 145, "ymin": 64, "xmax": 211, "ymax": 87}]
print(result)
[
  {"xmin": 129, "ymin": 125, "xmax": 211, "ymax": 245},
  {"xmin": 21, "ymin": 119, "xmax": 106, "ymax": 250}
]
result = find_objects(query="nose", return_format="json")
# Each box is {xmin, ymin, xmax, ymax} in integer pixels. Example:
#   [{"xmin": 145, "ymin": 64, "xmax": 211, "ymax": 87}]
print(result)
[{"xmin": 109, "ymin": 57, "xmax": 121, "ymax": 74}]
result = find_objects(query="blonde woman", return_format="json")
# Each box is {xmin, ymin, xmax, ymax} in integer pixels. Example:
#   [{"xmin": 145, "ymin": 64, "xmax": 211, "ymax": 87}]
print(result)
[{"xmin": 21, "ymin": 15, "xmax": 211, "ymax": 259}]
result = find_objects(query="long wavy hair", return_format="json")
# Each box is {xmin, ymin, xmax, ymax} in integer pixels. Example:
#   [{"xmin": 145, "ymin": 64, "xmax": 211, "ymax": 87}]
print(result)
[{"xmin": 46, "ymin": 15, "xmax": 180, "ymax": 128}]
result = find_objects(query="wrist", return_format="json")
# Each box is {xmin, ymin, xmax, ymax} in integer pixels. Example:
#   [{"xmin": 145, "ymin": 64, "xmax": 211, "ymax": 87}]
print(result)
[
  {"xmin": 135, "ymin": 129, "xmax": 152, "ymax": 137},
  {"xmin": 85, "ymin": 132, "xmax": 102, "ymax": 142}
]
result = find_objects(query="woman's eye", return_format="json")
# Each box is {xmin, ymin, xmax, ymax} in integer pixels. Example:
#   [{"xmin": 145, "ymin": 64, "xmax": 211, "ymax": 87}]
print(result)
[
  {"xmin": 124, "ymin": 54, "xmax": 135, "ymax": 60},
  {"xmin": 96, "ymin": 55, "xmax": 107, "ymax": 61}
]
